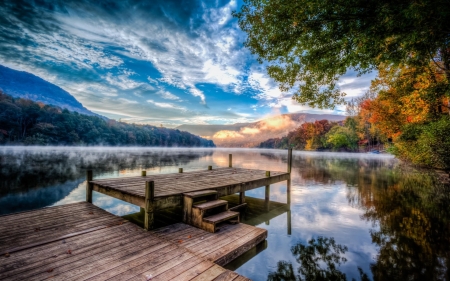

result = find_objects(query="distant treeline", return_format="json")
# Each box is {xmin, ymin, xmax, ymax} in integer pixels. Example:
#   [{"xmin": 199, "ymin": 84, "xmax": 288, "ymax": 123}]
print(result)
[
  {"xmin": 0, "ymin": 92, "xmax": 215, "ymax": 147},
  {"xmin": 259, "ymin": 119, "xmax": 360, "ymax": 151}
]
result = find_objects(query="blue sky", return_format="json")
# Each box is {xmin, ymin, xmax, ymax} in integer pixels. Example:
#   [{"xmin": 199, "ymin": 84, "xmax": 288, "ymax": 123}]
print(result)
[{"xmin": 0, "ymin": 0, "xmax": 375, "ymax": 127}]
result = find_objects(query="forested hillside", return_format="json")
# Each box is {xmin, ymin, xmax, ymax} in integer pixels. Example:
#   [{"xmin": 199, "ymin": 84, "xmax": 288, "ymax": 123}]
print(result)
[
  {"xmin": 258, "ymin": 120, "xmax": 359, "ymax": 151},
  {"xmin": 0, "ymin": 92, "xmax": 215, "ymax": 147}
]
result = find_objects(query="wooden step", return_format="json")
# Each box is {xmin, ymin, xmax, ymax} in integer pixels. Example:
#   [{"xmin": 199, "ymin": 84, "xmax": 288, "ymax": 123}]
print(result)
[
  {"xmin": 183, "ymin": 190, "xmax": 218, "ymax": 198},
  {"xmin": 203, "ymin": 211, "xmax": 239, "ymax": 225},
  {"xmin": 193, "ymin": 199, "xmax": 228, "ymax": 211}
]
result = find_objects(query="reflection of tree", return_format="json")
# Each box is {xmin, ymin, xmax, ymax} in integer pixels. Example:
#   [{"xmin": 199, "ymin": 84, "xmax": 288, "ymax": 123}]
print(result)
[
  {"xmin": 294, "ymin": 156, "xmax": 396, "ymax": 189},
  {"xmin": 352, "ymin": 169, "xmax": 450, "ymax": 280},
  {"xmin": 268, "ymin": 237, "xmax": 369, "ymax": 281},
  {"xmin": 0, "ymin": 149, "xmax": 213, "ymax": 196}
]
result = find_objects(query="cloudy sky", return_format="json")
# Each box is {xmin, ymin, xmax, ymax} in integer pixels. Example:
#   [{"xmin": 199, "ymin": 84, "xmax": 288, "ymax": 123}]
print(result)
[{"xmin": 0, "ymin": 0, "xmax": 375, "ymax": 127}]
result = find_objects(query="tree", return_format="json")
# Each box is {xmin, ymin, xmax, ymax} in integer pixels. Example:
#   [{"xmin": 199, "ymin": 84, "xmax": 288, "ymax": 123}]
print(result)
[
  {"xmin": 326, "ymin": 126, "xmax": 358, "ymax": 151},
  {"xmin": 234, "ymin": 0, "xmax": 450, "ymax": 108}
]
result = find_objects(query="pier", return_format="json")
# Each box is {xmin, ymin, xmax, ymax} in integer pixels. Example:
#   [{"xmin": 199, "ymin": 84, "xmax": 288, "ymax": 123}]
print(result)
[
  {"xmin": 88, "ymin": 152, "xmax": 292, "ymax": 230},
  {"xmin": 0, "ymin": 202, "xmax": 252, "ymax": 280},
  {"xmin": 0, "ymin": 150, "xmax": 293, "ymax": 280}
]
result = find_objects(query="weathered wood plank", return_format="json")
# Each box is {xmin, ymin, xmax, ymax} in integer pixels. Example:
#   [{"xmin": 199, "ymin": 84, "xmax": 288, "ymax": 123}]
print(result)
[
  {"xmin": 210, "ymin": 229, "xmax": 268, "ymax": 266},
  {"xmin": 22, "ymin": 233, "xmax": 159, "ymax": 281},
  {"xmin": 0, "ymin": 225, "xmax": 139, "ymax": 280},
  {"xmin": 213, "ymin": 270, "xmax": 240, "ymax": 281},
  {"xmin": 0, "ymin": 200, "xmax": 260, "ymax": 281},
  {"xmin": 170, "ymin": 260, "xmax": 215, "ymax": 281},
  {"xmin": 90, "ymin": 167, "xmax": 289, "ymax": 202},
  {"xmin": 87, "ymin": 245, "xmax": 184, "ymax": 281},
  {"xmin": 0, "ymin": 224, "xmax": 135, "ymax": 273},
  {"xmin": 149, "ymin": 256, "xmax": 209, "ymax": 281},
  {"xmin": 54, "ymin": 239, "xmax": 171, "ymax": 281},
  {"xmin": 190, "ymin": 264, "xmax": 227, "ymax": 281}
]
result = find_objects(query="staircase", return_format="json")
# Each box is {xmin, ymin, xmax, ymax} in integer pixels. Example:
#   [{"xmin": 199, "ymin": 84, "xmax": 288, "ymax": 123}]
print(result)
[{"xmin": 183, "ymin": 190, "xmax": 239, "ymax": 233}]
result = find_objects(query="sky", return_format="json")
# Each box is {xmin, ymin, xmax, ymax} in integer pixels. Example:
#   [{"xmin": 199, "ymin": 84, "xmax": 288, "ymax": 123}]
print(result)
[{"xmin": 0, "ymin": 0, "xmax": 376, "ymax": 127}]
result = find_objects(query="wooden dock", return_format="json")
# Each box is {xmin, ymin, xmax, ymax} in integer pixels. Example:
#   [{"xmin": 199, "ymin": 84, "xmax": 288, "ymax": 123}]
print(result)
[
  {"xmin": 88, "ymin": 152, "xmax": 292, "ymax": 231},
  {"xmin": 0, "ymin": 202, "xmax": 264, "ymax": 281},
  {"xmin": 90, "ymin": 167, "xmax": 290, "ymax": 209}
]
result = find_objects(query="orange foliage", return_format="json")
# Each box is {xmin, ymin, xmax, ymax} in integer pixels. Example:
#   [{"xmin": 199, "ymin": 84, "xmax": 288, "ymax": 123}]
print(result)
[{"xmin": 361, "ymin": 62, "xmax": 449, "ymax": 140}]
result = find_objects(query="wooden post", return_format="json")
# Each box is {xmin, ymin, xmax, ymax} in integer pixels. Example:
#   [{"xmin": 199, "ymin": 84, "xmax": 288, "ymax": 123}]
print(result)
[
  {"xmin": 179, "ymin": 168, "xmax": 183, "ymax": 173},
  {"xmin": 144, "ymin": 181, "xmax": 155, "ymax": 231},
  {"xmin": 141, "ymin": 170, "xmax": 146, "ymax": 176},
  {"xmin": 239, "ymin": 185, "xmax": 245, "ymax": 204},
  {"xmin": 287, "ymin": 148, "xmax": 293, "ymax": 173},
  {"xmin": 208, "ymin": 165, "xmax": 212, "ymax": 170},
  {"xmin": 229, "ymin": 154, "xmax": 232, "ymax": 167},
  {"xmin": 287, "ymin": 149, "xmax": 292, "ymax": 208},
  {"xmin": 239, "ymin": 191, "xmax": 245, "ymax": 204},
  {"xmin": 265, "ymin": 171, "xmax": 270, "ymax": 211},
  {"xmin": 86, "ymin": 170, "xmax": 93, "ymax": 203}
]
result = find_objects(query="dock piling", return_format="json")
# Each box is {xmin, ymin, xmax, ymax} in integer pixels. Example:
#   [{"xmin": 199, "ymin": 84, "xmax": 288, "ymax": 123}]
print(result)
[
  {"xmin": 86, "ymin": 170, "xmax": 93, "ymax": 203},
  {"xmin": 239, "ymin": 190, "xmax": 245, "ymax": 204},
  {"xmin": 141, "ymin": 170, "xmax": 147, "ymax": 176},
  {"xmin": 265, "ymin": 171, "xmax": 270, "ymax": 211},
  {"xmin": 287, "ymin": 148, "xmax": 293, "ymax": 174},
  {"xmin": 144, "ymin": 181, "xmax": 155, "ymax": 230},
  {"xmin": 229, "ymin": 154, "xmax": 232, "ymax": 167},
  {"xmin": 208, "ymin": 165, "xmax": 212, "ymax": 170},
  {"xmin": 179, "ymin": 168, "xmax": 183, "ymax": 173},
  {"xmin": 287, "ymin": 149, "xmax": 292, "ymax": 207}
]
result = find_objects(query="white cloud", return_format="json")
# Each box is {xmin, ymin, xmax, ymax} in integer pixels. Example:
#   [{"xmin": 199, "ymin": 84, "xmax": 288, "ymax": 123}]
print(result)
[
  {"xmin": 147, "ymin": 99, "xmax": 186, "ymax": 110},
  {"xmin": 117, "ymin": 98, "xmax": 138, "ymax": 104},
  {"xmin": 157, "ymin": 90, "xmax": 181, "ymax": 100}
]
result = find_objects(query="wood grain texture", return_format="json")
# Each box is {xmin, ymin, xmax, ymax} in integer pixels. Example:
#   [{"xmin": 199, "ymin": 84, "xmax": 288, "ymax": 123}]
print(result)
[
  {"xmin": 90, "ymin": 168, "xmax": 289, "ymax": 207},
  {"xmin": 0, "ymin": 202, "xmax": 260, "ymax": 281}
]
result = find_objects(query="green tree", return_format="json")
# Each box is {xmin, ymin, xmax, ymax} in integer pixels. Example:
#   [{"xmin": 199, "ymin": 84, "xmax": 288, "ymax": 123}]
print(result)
[
  {"xmin": 234, "ymin": 0, "xmax": 450, "ymax": 108},
  {"xmin": 326, "ymin": 126, "xmax": 358, "ymax": 151}
]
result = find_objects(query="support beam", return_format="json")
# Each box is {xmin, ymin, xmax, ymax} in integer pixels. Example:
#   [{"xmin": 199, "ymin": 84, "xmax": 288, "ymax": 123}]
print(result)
[
  {"xmin": 86, "ymin": 170, "xmax": 93, "ymax": 203},
  {"xmin": 144, "ymin": 181, "xmax": 155, "ymax": 230},
  {"xmin": 229, "ymin": 154, "xmax": 232, "ymax": 168}
]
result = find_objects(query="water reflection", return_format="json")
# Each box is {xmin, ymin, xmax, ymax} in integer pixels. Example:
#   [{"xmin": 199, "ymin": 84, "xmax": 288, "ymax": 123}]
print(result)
[
  {"xmin": 0, "ymin": 147, "xmax": 212, "ymax": 214},
  {"xmin": 268, "ymin": 237, "xmax": 370, "ymax": 281},
  {"xmin": 1, "ymin": 147, "xmax": 448, "ymax": 280},
  {"xmin": 353, "ymin": 170, "xmax": 450, "ymax": 281}
]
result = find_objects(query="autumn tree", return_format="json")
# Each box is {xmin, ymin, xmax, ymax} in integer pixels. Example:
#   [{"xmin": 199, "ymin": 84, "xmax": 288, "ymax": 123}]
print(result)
[
  {"xmin": 234, "ymin": 0, "xmax": 450, "ymax": 108},
  {"xmin": 359, "ymin": 63, "xmax": 450, "ymax": 168}
]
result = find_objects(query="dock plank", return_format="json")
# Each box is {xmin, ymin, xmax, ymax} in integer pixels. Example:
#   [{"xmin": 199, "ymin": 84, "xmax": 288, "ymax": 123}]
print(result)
[
  {"xmin": 0, "ymin": 203, "xmax": 261, "ymax": 281},
  {"xmin": 90, "ymin": 167, "xmax": 289, "ymax": 201}
]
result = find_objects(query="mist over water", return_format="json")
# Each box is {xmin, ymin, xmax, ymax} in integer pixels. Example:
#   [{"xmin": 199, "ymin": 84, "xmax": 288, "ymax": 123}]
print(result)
[{"xmin": 1, "ymin": 147, "xmax": 448, "ymax": 281}]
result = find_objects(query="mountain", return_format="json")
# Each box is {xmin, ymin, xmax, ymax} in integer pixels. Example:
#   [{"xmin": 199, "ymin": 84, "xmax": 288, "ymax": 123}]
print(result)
[
  {"xmin": 0, "ymin": 64, "xmax": 95, "ymax": 116},
  {"xmin": 0, "ymin": 91, "xmax": 215, "ymax": 147},
  {"xmin": 177, "ymin": 113, "xmax": 347, "ymax": 147}
]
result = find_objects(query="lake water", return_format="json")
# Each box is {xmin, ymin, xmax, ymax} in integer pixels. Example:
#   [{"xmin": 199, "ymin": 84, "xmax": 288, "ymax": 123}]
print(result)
[{"xmin": 1, "ymin": 146, "xmax": 449, "ymax": 281}]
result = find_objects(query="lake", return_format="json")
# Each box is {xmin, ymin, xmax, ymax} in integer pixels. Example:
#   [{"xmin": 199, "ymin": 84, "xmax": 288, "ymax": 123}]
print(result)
[{"xmin": 1, "ymin": 146, "xmax": 449, "ymax": 281}]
